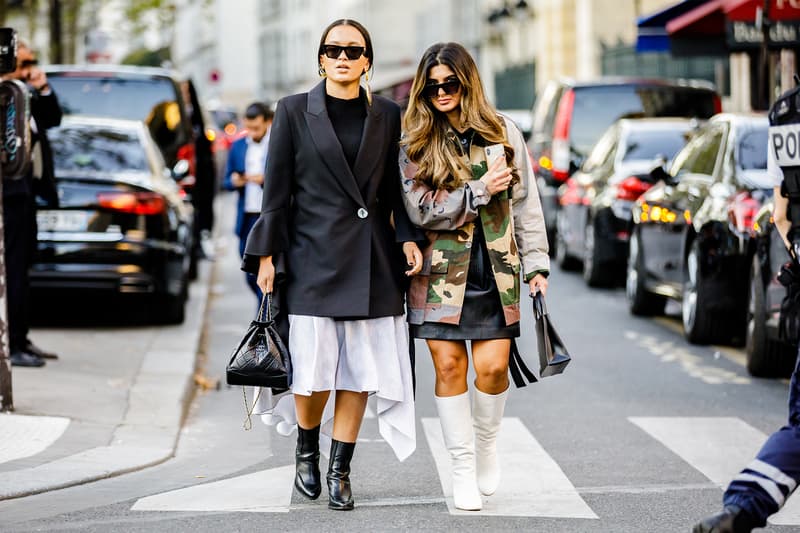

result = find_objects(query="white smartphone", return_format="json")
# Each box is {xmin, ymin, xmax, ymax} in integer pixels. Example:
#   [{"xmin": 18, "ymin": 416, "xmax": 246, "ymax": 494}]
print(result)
[{"xmin": 484, "ymin": 144, "xmax": 508, "ymax": 171}]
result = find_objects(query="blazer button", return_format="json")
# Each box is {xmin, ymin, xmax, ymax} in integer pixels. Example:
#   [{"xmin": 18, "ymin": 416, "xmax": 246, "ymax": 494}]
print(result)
[{"xmin": 357, "ymin": 208, "xmax": 369, "ymax": 219}]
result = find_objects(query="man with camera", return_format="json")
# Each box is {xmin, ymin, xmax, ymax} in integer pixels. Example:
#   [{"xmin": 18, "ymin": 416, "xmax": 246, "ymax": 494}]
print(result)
[
  {"xmin": 694, "ymin": 86, "xmax": 800, "ymax": 532},
  {"xmin": 2, "ymin": 39, "xmax": 61, "ymax": 367}
]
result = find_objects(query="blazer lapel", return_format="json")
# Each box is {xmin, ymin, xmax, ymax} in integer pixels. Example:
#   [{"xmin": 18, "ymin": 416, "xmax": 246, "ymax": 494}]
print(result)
[
  {"xmin": 352, "ymin": 102, "xmax": 385, "ymax": 199},
  {"xmin": 303, "ymin": 81, "xmax": 365, "ymax": 207}
]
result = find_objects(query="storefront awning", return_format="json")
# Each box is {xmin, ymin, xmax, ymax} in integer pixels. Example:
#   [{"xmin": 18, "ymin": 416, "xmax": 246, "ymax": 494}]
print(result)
[
  {"xmin": 636, "ymin": 0, "xmax": 709, "ymax": 52},
  {"xmin": 651, "ymin": 0, "xmax": 800, "ymax": 56}
]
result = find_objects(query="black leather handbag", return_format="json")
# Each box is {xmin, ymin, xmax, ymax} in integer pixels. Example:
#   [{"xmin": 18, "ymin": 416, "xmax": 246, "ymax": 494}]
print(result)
[
  {"xmin": 226, "ymin": 293, "xmax": 292, "ymax": 389},
  {"xmin": 532, "ymin": 292, "xmax": 571, "ymax": 377}
]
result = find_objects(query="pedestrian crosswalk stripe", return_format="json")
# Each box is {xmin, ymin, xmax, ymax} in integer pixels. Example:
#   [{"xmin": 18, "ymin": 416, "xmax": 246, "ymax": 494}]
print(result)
[
  {"xmin": 629, "ymin": 416, "xmax": 800, "ymax": 526},
  {"xmin": 130, "ymin": 465, "xmax": 294, "ymax": 513},
  {"xmin": 421, "ymin": 417, "xmax": 598, "ymax": 518},
  {"xmin": 0, "ymin": 413, "xmax": 70, "ymax": 465}
]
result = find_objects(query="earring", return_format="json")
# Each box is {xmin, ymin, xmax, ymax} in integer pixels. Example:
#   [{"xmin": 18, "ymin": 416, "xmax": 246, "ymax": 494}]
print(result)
[
  {"xmin": 364, "ymin": 68, "xmax": 372, "ymax": 105},
  {"xmin": 318, "ymin": 65, "xmax": 326, "ymax": 77}
]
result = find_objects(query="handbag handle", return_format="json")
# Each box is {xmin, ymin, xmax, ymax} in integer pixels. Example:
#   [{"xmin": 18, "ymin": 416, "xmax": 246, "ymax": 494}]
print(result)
[
  {"xmin": 531, "ymin": 291, "xmax": 548, "ymax": 319},
  {"xmin": 256, "ymin": 292, "xmax": 273, "ymax": 322}
]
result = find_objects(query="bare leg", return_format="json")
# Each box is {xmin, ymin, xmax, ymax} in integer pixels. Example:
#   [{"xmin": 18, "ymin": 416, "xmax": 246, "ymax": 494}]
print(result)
[
  {"xmin": 331, "ymin": 390, "xmax": 369, "ymax": 442},
  {"xmin": 472, "ymin": 339, "xmax": 511, "ymax": 394},
  {"xmin": 427, "ymin": 339, "xmax": 469, "ymax": 397},
  {"xmin": 295, "ymin": 391, "xmax": 331, "ymax": 429}
]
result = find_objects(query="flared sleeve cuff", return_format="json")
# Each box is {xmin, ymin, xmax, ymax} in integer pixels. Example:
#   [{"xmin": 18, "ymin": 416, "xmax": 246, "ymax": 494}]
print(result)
[{"xmin": 241, "ymin": 208, "xmax": 289, "ymax": 274}]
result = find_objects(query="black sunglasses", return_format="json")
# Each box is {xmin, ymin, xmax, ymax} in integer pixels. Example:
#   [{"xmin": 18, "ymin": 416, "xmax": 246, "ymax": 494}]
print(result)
[
  {"xmin": 423, "ymin": 80, "xmax": 461, "ymax": 99},
  {"xmin": 322, "ymin": 45, "xmax": 366, "ymax": 61},
  {"xmin": 20, "ymin": 59, "xmax": 38, "ymax": 68}
]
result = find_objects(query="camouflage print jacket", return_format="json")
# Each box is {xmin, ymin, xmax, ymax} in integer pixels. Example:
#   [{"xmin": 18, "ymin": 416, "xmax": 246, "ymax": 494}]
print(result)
[{"xmin": 399, "ymin": 115, "xmax": 550, "ymax": 326}]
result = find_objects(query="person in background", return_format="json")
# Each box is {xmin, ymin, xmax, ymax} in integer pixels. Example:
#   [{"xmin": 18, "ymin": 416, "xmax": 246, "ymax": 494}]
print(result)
[
  {"xmin": 399, "ymin": 42, "xmax": 549, "ymax": 511},
  {"xmin": 243, "ymin": 19, "xmax": 424, "ymax": 511},
  {"xmin": 223, "ymin": 102, "xmax": 274, "ymax": 299},
  {"xmin": 2, "ymin": 39, "xmax": 61, "ymax": 367}
]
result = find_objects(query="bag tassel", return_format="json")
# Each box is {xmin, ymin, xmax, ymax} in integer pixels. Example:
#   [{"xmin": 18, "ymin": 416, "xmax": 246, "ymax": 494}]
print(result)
[{"xmin": 508, "ymin": 339, "xmax": 538, "ymax": 388}]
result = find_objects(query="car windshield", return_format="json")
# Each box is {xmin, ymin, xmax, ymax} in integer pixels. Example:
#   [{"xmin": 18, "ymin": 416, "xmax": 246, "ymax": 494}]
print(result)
[
  {"xmin": 210, "ymin": 109, "xmax": 238, "ymax": 129},
  {"xmin": 47, "ymin": 75, "xmax": 178, "ymax": 121},
  {"xmin": 570, "ymin": 86, "xmax": 716, "ymax": 156},
  {"xmin": 739, "ymin": 128, "xmax": 768, "ymax": 170},
  {"xmin": 622, "ymin": 129, "xmax": 689, "ymax": 162},
  {"xmin": 50, "ymin": 125, "xmax": 150, "ymax": 173}
]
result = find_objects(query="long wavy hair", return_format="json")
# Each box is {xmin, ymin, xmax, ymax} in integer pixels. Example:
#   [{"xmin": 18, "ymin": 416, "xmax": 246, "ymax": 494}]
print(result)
[{"xmin": 402, "ymin": 42, "xmax": 515, "ymax": 191}]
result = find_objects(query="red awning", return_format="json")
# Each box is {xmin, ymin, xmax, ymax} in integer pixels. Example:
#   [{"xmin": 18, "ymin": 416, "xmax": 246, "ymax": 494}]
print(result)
[
  {"xmin": 725, "ymin": 0, "xmax": 800, "ymax": 22},
  {"xmin": 666, "ymin": 0, "xmax": 727, "ymax": 36}
]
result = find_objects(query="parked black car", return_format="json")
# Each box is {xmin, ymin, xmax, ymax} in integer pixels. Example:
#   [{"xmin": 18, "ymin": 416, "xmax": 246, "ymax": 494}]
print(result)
[
  {"xmin": 45, "ymin": 64, "xmax": 217, "ymax": 277},
  {"xmin": 626, "ymin": 113, "xmax": 771, "ymax": 346},
  {"xmin": 556, "ymin": 118, "xmax": 696, "ymax": 286},
  {"xmin": 747, "ymin": 201, "xmax": 797, "ymax": 377},
  {"xmin": 528, "ymin": 77, "xmax": 721, "ymax": 253},
  {"xmin": 32, "ymin": 116, "xmax": 194, "ymax": 324}
]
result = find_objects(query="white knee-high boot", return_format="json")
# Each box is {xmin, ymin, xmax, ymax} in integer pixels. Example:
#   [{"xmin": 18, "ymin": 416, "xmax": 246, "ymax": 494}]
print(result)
[
  {"xmin": 435, "ymin": 391, "xmax": 482, "ymax": 511},
  {"xmin": 472, "ymin": 386, "xmax": 508, "ymax": 496}
]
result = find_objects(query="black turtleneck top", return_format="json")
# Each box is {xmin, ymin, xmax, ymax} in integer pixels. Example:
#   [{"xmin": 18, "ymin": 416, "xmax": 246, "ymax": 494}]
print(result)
[{"xmin": 325, "ymin": 93, "xmax": 367, "ymax": 170}]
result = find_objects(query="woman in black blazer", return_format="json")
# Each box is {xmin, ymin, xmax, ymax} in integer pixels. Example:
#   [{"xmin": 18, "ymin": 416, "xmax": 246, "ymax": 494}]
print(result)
[{"xmin": 243, "ymin": 19, "xmax": 423, "ymax": 511}]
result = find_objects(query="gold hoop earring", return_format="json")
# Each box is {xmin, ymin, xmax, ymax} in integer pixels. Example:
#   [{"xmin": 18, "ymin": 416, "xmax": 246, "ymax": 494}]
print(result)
[{"xmin": 318, "ymin": 65, "xmax": 326, "ymax": 77}]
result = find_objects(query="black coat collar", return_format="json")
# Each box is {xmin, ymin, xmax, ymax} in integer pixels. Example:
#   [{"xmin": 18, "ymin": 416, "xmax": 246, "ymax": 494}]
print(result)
[{"xmin": 304, "ymin": 80, "xmax": 384, "ymax": 207}]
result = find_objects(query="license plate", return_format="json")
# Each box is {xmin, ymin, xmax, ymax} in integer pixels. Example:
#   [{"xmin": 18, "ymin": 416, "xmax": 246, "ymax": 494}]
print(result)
[{"xmin": 36, "ymin": 210, "xmax": 91, "ymax": 232}]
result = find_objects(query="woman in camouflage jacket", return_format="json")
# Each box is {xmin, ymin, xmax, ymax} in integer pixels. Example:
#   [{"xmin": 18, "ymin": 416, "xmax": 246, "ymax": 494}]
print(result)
[{"xmin": 400, "ymin": 42, "xmax": 549, "ymax": 511}]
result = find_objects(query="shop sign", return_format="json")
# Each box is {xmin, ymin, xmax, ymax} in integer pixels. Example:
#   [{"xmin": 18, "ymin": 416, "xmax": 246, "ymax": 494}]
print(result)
[{"xmin": 726, "ymin": 19, "xmax": 800, "ymax": 50}]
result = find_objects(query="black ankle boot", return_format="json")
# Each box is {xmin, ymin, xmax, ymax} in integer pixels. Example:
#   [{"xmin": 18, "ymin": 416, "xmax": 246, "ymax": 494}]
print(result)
[
  {"xmin": 295, "ymin": 425, "xmax": 321, "ymax": 499},
  {"xmin": 327, "ymin": 439, "xmax": 356, "ymax": 510},
  {"xmin": 693, "ymin": 505, "xmax": 759, "ymax": 533}
]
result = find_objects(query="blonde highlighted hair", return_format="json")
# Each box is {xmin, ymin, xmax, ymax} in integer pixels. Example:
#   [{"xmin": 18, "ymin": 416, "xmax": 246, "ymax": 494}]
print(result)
[{"xmin": 402, "ymin": 42, "xmax": 515, "ymax": 191}]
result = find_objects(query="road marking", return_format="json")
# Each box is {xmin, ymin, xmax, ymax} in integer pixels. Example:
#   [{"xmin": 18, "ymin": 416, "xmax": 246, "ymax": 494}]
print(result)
[
  {"xmin": 630, "ymin": 416, "xmax": 800, "ymax": 525},
  {"xmin": 422, "ymin": 417, "xmax": 597, "ymax": 518},
  {"xmin": 0, "ymin": 414, "xmax": 70, "ymax": 465},
  {"xmin": 130, "ymin": 465, "xmax": 294, "ymax": 513}
]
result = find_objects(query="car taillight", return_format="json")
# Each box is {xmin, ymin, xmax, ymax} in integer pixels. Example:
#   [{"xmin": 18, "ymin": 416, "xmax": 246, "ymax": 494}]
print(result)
[
  {"xmin": 551, "ymin": 89, "xmax": 574, "ymax": 181},
  {"xmin": 617, "ymin": 176, "xmax": 652, "ymax": 201},
  {"xmin": 713, "ymin": 94, "xmax": 722, "ymax": 114},
  {"xmin": 97, "ymin": 191, "xmax": 166, "ymax": 215},
  {"xmin": 176, "ymin": 142, "xmax": 196, "ymax": 179},
  {"xmin": 728, "ymin": 192, "xmax": 760, "ymax": 234}
]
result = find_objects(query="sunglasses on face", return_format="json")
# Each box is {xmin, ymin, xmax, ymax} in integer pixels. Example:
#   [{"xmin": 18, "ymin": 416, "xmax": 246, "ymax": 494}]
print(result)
[
  {"xmin": 19, "ymin": 59, "xmax": 38, "ymax": 68},
  {"xmin": 322, "ymin": 45, "xmax": 366, "ymax": 61},
  {"xmin": 423, "ymin": 80, "xmax": 461, "ymax": 99}
]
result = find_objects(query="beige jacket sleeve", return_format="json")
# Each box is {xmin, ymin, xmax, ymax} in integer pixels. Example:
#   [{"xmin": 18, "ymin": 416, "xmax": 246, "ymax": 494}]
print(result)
[
  {"xmin": 399, "ymin": 145, "xmax": 491, "ymax": 231},
  {"xmin": 504, "ymin": 115, "xmax": 550, "ymax": 279}
]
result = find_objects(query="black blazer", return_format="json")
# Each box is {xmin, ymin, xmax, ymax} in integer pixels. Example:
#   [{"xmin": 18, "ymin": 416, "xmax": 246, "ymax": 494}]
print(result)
[{"xmin": 243, "ymin": 81, "xmax": 422, "ymax": 318}]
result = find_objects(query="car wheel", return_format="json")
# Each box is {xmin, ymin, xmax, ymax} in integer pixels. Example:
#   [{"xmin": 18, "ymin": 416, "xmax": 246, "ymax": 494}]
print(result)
[
  {"xmin": 156, "ymin": 275, "xmax": 188, "ymax": 325},
  {"xmin": 626, "ymin": 228, "xmax": 665, "ymax": 316},
  {"xmin": 555, "ymin": 213, "xmax": 581, "ymax": 271},
  {"xmin": 682, "ymin": 241, "xmax": 723, "ymax": 344},
  {"xmin": 746, "ymin": 256, "xmax": 796, "ymax": 377},
  {"xmin": 583, "ymin": 220, "xmax": 612, "ymax": 288}
]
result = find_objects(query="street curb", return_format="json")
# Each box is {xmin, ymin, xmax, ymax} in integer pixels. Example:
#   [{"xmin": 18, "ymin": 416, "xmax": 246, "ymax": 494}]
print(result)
[{"xmin": 0, "ymin": 259, "xmax": 214, "ymax": 501}]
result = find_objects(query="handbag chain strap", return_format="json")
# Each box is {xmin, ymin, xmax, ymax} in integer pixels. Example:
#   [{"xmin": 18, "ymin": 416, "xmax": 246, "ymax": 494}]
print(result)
[
  {"xmin": 241, "ymin": 386, "xmax": 263, "ymax": 431},
  {"xmin": 256, "ymin": 292, "xmax": 273, "ymax": 322}
]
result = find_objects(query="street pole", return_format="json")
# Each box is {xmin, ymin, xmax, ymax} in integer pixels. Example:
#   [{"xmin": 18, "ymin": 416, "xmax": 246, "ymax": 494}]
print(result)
[
  {"xmin": 759, "ymin": 0, "xmax": 771, "ymax": 109},
  {"xmin": 0, "ymin": 166, "xmax": 12, "ymax": 412}
]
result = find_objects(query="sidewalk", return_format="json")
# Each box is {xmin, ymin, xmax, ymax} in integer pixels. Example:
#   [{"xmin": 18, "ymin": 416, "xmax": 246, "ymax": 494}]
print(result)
[{"xmin": 0, "ymin": 211, "xmax": 222, "ymax": 501}]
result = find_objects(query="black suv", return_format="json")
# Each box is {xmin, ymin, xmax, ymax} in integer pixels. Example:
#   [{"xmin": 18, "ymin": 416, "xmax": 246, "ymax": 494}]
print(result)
[
  {"xmin": 45, "ymin": 65, "xmax": 217, "ymax": 277},
  {"xmin": 529, "ymin": 78, "xmax": 721, "ymax": 251}
]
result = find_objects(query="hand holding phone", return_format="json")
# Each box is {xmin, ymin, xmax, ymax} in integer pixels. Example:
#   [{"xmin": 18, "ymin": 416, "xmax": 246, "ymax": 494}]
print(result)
[{"xmin": 481, "ymin": 144, "xmax": 513, "ymax": 196}]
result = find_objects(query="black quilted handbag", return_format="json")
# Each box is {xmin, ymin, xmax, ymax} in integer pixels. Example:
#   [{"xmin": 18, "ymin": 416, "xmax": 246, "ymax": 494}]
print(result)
[{"xmin": 226, "ymin": 293, "xmax": 292, "ymax": 389}]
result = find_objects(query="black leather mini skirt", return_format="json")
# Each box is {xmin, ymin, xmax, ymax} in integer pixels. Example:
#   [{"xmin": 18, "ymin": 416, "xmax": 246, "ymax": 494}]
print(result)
[{"xmin": 410, "ymin": 223, "xmax": 520, "ymax": 340}]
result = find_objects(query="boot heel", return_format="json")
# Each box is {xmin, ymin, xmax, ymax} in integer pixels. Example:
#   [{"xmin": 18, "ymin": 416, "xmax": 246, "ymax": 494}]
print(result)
[
  {"xmin": 295, "ymin": 425, "xmax": 321, "ymax": 500},
  {"xmin": 327, "ymin": 439, "xmax": 356, "ymax": 510}
]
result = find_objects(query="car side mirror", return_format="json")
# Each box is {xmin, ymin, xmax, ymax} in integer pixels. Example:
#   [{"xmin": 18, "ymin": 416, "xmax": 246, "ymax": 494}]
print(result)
[
  {"xmin": 649, "ymin": 165, "xmax": 673, "ymax": 185},
  {"xmin": 172, "ymin": 159, "xmax": 190, "ymax": 180}
]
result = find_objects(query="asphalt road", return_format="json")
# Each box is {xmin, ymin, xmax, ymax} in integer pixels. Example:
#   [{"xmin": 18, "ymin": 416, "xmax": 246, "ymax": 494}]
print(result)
[{"xmin": 1, "ymin": 213, "xmax": 798, "ymax": 532}]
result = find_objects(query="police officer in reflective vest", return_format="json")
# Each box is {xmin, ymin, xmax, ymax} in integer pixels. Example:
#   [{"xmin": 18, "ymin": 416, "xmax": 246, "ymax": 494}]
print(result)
[{"xmin": 694, "ymin": 85, "xmax": 800, "ymax": 533}]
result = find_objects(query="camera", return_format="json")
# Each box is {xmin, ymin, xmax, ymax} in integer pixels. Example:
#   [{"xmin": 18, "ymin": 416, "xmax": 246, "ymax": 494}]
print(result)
[{"xmin": 0, "ymin": 28, "xmax": 16, "ymax": 75}]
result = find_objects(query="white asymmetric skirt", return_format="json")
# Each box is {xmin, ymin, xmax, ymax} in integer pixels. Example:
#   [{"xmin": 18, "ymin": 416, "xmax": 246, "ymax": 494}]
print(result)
[{"xmin": 252, "ymin": 314, "xmax": 416, "ymax": 461}]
